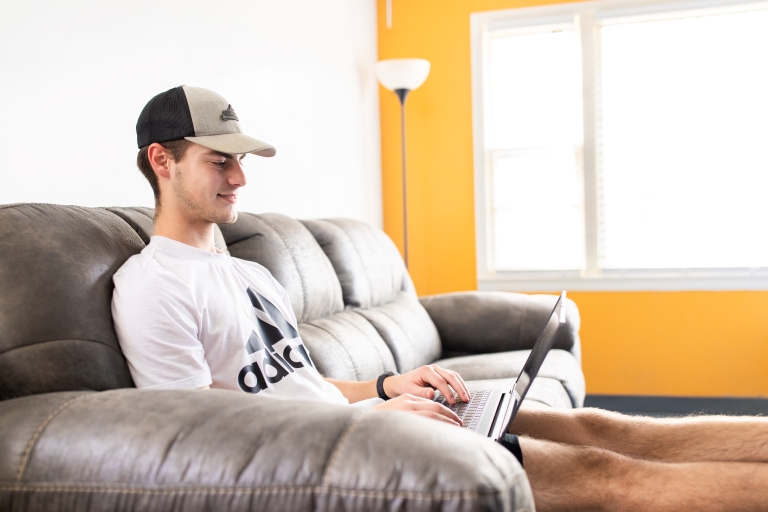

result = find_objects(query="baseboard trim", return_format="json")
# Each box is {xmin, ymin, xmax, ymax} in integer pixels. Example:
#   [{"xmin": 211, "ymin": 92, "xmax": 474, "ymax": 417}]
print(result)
[{"xmin": 584, "ymin": 395, "xmax": 768, "ymax": 416}]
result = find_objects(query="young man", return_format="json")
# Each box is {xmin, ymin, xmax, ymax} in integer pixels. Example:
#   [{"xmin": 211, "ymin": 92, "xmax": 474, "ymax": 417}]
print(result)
[
  {"xmin": 114, "ymin": 86, "xmax": 768, "ymax": 512},
  {"xmin": 114, "ymin": 86, "xmax": 471, "ymax": 422}
]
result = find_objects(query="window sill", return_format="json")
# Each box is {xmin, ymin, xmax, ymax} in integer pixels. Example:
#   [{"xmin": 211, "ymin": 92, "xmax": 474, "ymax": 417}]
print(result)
[{"xmin": 478, "ymin": 269, "xmax": 768, "ymax": 292}]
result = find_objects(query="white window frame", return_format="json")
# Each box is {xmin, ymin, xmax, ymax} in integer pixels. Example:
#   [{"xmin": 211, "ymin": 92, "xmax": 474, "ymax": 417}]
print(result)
[{"xmin": 471, "ymin": 0, "xmax": 768, "ymax": 292}]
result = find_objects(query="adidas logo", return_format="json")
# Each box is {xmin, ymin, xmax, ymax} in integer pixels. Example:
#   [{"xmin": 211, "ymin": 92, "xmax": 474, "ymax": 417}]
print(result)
[{"xmin": 237, "ymin": 287, "xmax": 315, "ymax": 394}]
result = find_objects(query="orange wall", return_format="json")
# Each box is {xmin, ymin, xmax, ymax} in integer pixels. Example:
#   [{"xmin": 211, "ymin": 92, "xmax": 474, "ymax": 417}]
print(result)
[
  {"xmin": 572, "ymin": 292, "xmax": 768, "ymax": 397},
  {"xmin": 377, "ymin": 0, "xmax": 768, "ymax": 398}
]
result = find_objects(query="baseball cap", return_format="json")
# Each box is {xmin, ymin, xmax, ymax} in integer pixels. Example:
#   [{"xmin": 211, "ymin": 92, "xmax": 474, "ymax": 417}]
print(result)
[{"xmin": 136, "ymin": 86, "xmax": 276, "ymax": 157}]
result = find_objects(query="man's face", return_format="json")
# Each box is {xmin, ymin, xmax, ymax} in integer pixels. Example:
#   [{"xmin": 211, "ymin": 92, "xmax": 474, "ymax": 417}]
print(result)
[{"xmin": 167, "ymin": 143, "xmax": 247, "ymax": 225}]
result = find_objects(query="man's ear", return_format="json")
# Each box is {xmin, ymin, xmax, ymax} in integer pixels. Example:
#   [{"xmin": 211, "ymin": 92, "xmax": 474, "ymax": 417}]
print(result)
[{"xmin": 147, "ymin": 143, "xmax": 172, "ymax": 180}]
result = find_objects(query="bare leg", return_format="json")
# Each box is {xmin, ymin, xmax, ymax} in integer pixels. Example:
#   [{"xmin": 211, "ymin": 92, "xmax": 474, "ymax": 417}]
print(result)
[
  {"xmin": 521, "ymin": 436, "xmax": 768, "ymax": 512},
  {"xmin": 511, "ymin": 407, "xmax": 768, "ymax": 463}
]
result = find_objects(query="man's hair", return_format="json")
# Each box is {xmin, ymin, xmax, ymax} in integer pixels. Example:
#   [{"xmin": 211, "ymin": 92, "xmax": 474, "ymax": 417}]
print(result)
[{"xmin": 136, "ymin": 139, "xmax": 191, "ymax": 205}]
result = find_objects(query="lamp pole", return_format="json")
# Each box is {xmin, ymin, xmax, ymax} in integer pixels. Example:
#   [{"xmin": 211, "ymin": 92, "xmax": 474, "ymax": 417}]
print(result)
[
  {"xmin": 395, "ymin": 88, "xmax": 410, "ymax": 267},
  {"xmin": 374, "ymin": 58, "xmax": 430, "ymax": 269}
]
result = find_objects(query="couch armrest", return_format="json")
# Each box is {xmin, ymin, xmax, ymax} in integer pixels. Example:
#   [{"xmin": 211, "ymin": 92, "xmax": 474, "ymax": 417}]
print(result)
[
  {"xmin": 420, "ymin": 291, "xmax": 581, "ymax": 362},
  {"xmin": 0, "ymin": 389, "xmax": 533, "ymax": 512}
]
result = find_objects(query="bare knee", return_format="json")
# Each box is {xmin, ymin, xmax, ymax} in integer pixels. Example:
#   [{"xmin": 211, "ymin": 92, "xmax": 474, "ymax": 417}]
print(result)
[
  {"xmin": 575, "ymin": 443, "xmax": 626, "ymax": 477},
  {"xmin": 521, "ymin": 437, "xmax": 634, "ymax": 511},
  {"xmin": 573, "ymin": 407, "xmax": 634, "ymax": 447},
  {"xmin": 573, "ymin": 446, "xmax": 654, "ymax": 511}
]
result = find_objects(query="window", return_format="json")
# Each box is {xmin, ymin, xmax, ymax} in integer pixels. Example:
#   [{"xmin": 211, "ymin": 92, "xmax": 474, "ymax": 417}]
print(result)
[{"xmin": 472, "ymin": 0, "xmax": 768, "ymax": 291}]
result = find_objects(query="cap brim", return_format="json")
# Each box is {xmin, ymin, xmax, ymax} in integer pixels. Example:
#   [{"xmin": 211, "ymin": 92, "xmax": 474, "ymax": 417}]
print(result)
[{"xmin": 185, "ymin": 133, "xmax": 276, "ymax": 157}]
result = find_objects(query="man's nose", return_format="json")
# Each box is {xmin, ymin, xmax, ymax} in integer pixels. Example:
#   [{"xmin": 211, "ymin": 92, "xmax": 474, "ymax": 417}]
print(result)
[{"xmin": 229, "ymin": 160, "xmax": 247, "ymax": 187}]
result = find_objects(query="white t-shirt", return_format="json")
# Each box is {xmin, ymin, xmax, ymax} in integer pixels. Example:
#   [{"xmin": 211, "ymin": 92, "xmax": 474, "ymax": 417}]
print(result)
[{"xmin": 111, "ymin": 236, "xmax": 348, "ymax": 406}]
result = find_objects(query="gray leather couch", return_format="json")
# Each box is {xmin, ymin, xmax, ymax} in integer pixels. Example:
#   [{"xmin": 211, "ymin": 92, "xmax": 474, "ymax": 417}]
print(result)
[{"xmin": 0, "ymin": 203, "xmax": 585, "ymax": 512}]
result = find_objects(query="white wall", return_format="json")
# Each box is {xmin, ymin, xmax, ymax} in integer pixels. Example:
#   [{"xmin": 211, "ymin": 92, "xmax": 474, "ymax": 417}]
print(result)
[{"xmin": 0, "ymin": 0, "xmax": 382, "ymax": 227}]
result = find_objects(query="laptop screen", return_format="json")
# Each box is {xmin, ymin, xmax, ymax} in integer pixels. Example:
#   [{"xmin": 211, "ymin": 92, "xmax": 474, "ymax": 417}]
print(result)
[{"xmin": 512, "ymin": 291, "xmax": 567, "ymax": 408}]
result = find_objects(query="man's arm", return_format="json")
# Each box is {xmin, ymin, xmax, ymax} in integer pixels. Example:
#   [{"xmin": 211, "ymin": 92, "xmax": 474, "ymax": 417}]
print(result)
[
  {"xmin": 112, "ymin": 263, "xmax": 213, "ymax": 390},
  {"xmin": 324, "ymin": 379, "xmax": 378, "ymax": 403},
  {"xmin": 326, "ymin": 364, "xmax": 471, "ymax": 426}
]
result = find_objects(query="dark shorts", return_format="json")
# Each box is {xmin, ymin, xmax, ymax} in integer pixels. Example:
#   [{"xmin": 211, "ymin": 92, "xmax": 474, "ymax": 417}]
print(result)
[{"xmin": 499, "ymin": 433, "xmax": 524, "ymax": 467}]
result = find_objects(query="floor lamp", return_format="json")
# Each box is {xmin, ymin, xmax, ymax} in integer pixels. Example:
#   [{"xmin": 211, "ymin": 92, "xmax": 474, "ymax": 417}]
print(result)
[{"xmin": 375, "ymin": 58, "xmax": 430, "ymax": 268}]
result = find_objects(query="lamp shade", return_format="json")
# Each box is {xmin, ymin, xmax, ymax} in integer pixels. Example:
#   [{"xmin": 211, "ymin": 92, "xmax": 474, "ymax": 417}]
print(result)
[{"xmin": 375, "ymin": 59, "xmax": 430, "ymax": 91}]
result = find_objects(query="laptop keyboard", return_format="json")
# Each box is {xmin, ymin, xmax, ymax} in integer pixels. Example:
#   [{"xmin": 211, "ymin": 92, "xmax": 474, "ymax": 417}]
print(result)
[{"xmin": 435, "ymin": 390, "xmax": 491, "ymax": 430}]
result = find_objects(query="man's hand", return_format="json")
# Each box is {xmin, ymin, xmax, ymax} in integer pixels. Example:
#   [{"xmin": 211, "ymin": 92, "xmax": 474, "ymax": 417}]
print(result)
[
  {"xmin": 373, "ymin": 393, "xmax": 463, "ymax": 426},
  {"xmin": 326, "ymin": 365, "xmax": 470, "ymax": 427},
  {"xmin": 384, "ymin": 364, "xmax": 470, "ymax": 405}
]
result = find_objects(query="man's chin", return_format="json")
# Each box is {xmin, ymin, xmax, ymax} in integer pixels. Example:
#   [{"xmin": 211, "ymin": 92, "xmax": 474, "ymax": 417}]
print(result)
[
  {"xmin": 221, "ymin": 210, "xmax": 238, "ymax": 224},
  {"xmin": 200, "ymin": 206, "xmax": 238, "ymax": 225},
  {"xmin": 213, "ymin": 208, "xmax": 238, "ymax": 225}
]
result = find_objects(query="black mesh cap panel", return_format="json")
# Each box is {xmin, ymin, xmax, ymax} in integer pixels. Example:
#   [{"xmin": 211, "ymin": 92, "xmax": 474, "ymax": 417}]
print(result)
[{"xmin": 136, "ymin": 86, "xmax": 195, "ymax": 148}]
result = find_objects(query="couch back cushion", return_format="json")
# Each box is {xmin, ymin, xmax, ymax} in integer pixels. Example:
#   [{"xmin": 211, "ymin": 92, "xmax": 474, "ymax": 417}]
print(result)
[
  {"xmin": 219, "ymin": 214, "xmax": 403, "ymax": 380},
  {"xmin": 0, "ymin": 204, "xmax": 140, "ymax": 400},
  {"xmin": 356, "ymin": 293, "xmax": 442, "ymax": 373},
  {"xmin": 218, "ymin": 213, "xmax": 344, "ymax": 324},
  {"xmin": 302, "ymin": 218, "xmax": 441, "ymax": 373},
  {"xmin": 301, "ymin": 219, "xmax": 414, "ymax": 308},
  {"xmin": 298, "ymin": 310, "xmax": 397, "ymax": 381}
]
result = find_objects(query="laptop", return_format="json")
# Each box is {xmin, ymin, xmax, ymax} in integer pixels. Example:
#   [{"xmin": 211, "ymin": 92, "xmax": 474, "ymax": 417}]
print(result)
[{"xmin": 434, "ymin": 291, "xmax": 567, "ymax": 441}]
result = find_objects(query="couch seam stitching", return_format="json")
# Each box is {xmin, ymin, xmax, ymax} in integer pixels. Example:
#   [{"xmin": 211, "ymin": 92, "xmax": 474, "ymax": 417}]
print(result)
[
  {"xmin": 0, "ymin": 483, "xmax": 513, "ymax": 501},
  {"xmin": 0, "ymin": 470, "xmax": 527, "ymax": 502},
  {"xmin": 16, "ymin": 394, "xmax": 88, "ymax": 481},
  {"xmin": 320, "ymin": 410, "xmax": 372, "ymax": 487}
]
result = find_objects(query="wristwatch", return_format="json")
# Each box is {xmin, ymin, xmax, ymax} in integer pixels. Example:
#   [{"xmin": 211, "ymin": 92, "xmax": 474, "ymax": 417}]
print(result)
[{"xmin": 376, "ymin": 371, "xmax": 398, "ymax": 401}]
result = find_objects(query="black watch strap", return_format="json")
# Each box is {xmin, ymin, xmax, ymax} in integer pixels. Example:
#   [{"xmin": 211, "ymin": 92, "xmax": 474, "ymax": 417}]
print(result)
[{"xmin": 376, "ymin": 371, "xmax": 397, "ymax": 401}]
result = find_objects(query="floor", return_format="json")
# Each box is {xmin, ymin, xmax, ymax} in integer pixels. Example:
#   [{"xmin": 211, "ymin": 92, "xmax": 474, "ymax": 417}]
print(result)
[{"xmin": 585, "ymin": 395, "xmax": 768, "ymax": 417}]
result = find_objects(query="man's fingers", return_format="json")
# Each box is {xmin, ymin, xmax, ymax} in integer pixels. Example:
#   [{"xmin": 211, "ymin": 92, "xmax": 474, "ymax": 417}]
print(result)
[
  {"xmin": 420, "ymin": 399, "xmax": 462, "ymax": 425},
  {"xmin": 433, "ymin": 366, "xmax": 470, "ymax": 402},
  {"xmin": 414, "ymin": 400, "xmax": 461, "ymax": 425},
  {"xmin": 423, "ymin": 366, "xmax": 456, "ymax": 404},
  {"xmin": 434, "ymin": 401, "xmax": 462, "ymax": 425},
  {"xmin": 397, "ymin": 394, "xmax": 462, "ymax": 423},
  {"xmin": 418, "ymin": 410, "xmax": 460, "ymax": 426},
  {"xmin": 374, "ymin": 394, "xmax": 463, "ymax": 426}
]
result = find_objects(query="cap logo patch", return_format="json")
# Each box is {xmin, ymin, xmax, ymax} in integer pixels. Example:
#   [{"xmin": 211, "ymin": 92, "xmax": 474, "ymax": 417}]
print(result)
[{"xmin": 221, "ymin": 104, "xmax": 239, "ymax": 121}]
